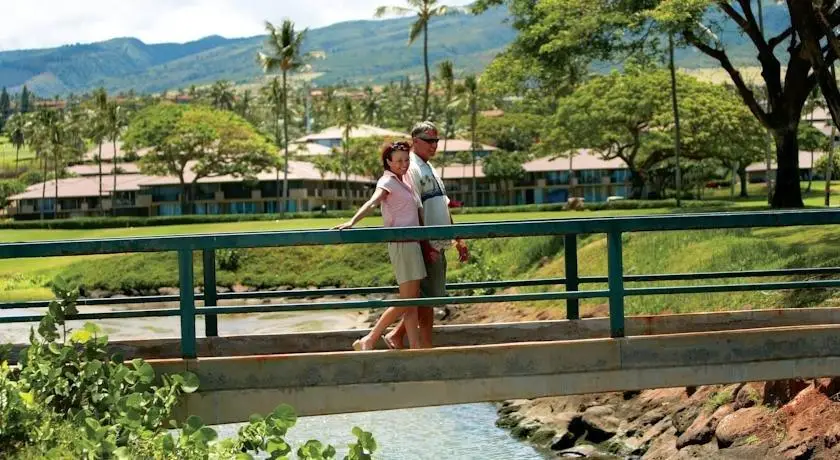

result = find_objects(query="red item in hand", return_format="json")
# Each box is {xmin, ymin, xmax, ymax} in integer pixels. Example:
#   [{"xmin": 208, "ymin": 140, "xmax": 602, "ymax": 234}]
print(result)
[
  {"xmin": 448, "ymin": 200, "xmax": 463, "ymax": 209},
  {"xmin": 419, "ymin": 241, "xmax": 439, "ymax": 263},
  {"xmin": 457, "ymin": 243, "xmax": 469, "ymax": 262}
]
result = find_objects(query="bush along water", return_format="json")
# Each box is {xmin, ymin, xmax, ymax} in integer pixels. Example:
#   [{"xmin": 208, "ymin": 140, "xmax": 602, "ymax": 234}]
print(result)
[{"xmin": 0, "ymin": 283, "xmax": 377, "ymax": 459}]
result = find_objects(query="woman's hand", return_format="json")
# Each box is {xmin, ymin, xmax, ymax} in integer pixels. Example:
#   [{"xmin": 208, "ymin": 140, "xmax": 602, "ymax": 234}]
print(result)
[{"xmin": 333, "ymin": 221, "xmax": 354, "ymax": 230}]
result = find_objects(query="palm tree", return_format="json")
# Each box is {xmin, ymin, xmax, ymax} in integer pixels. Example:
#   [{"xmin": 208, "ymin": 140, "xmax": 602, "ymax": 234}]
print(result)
[
  {"xmin": 375, "ymin": 0, "xmax": 457, "ymax": 120},
  {"xmin": 237, "ymin": 89, "xmax": 253, "ymax": 119},
  {"xmin": 209, "ymin": 81, "xmax": 235, "ymax": 111},
  {"xmin": 30, "ymin": 108, "xmax": 56, "ymax": 220},
  {"xmin": 5, "ymin": 113, "xmax": 26, "ymax": 175},
  {"xmin": 312, "ymin": 155, "xmax": 337, "ymax": 206},
  {"xmin": 104, "ymin": 102, "xmax": 127, "ymax": 216},
  {"xmin": 51, "ymin": 109, "xmax": 85, "ymax": 218},
  {"xmin": 453, "ymin": 75, "xmax": 480, "ymax": 206},
  {"xmin": 337, "ymin": 97, "xmax": 358, "ymax": 207},
  {"xmin": 90, "ymin": 88, "xmax": 108, "ymax": 212},
  {"xmin": 438, "ymin": 60, "xmax": 455, "ymax": 178},
  {"xmin": 361, "ymin": 86, "xmax": 379, "ymax": 124},
  {"xmin": 261, "ymin": 77, "xmax": 285, "ymax": 214},
  {"xmin": 259, "ymin": 19, "xmax": 308, "ymax": 215}
]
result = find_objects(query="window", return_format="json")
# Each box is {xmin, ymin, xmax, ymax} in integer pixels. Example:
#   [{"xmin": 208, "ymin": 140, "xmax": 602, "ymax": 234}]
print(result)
[
  {"xmin": 611, "ymin": 169, "xmax": 631, "ymax": 183},
  {"xmin": 230, "ymin": 202, "xmax": 257, "ymax": 214},
  {"xmin": 546, "ymin": 171, "xmax": 570, "ymax": 185},
  {"xmin": 194, "ymin": 203, "xmax": 221, "ymax": 215},
  {"xmin": 580, "ymin": 170, "xmax": 601, "ymax": 184},
  {"xmin": 159, "ymin": 203, "xmax": 182, "ymax": 216},
  {"xmin": 151, "ymin": 186, "xmax": 181, "ymax": 203}
]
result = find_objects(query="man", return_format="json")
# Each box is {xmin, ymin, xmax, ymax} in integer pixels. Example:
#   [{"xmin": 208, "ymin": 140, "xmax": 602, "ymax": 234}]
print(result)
[{"xmin": 384, "ymin": 121, "xmax": 469, "ymax": 349}]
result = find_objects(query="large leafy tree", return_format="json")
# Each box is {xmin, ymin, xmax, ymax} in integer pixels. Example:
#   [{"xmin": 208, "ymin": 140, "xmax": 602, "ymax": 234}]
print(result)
[
  {"xmin": 473, "ymin": 0, "xmax": 838, "ymax": 208},
  {"xmin": 259, "ymin": 19, "xmax": 308, "ymax": 215},
  {"xmin": 124, "ymin": 104, "xmax": 276, "ymax": 214},
  {"xmin": 375, "ymin": 0, "xmax": 458, "ymax": 120},
  {"xmin": 483, "ymin": 150, "xmax": 527, "ymax": 205},
  {"xmin": 546, "ymin": 67, "xmax": 766, "ymax": 199}
]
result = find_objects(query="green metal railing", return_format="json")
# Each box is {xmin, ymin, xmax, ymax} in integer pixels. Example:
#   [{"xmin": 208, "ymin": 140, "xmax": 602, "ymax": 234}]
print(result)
[{"xmin": 1, "ymin": 209, "xmax": 840, "ymax": 359}]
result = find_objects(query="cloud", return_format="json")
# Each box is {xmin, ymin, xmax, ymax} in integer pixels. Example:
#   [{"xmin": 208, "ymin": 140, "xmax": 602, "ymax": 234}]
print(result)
[{"xmin": 0, "ymin": 0, "xmax": 474, "ymax": 51}]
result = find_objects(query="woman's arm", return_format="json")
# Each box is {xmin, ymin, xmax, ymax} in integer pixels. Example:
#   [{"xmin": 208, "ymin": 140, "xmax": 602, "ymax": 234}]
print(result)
[{"xmin": 333, "ymin": 188, "xmax": 388, "ymax": 230}]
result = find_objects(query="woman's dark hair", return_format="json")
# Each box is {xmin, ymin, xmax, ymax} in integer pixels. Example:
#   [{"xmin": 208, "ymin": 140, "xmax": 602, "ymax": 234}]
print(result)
[{"xmin": 381, "ymin": 141, "xmax": 411, "ymax": 171}]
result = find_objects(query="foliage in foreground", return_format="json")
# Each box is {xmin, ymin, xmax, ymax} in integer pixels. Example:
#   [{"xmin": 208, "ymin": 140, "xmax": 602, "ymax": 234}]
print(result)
[{"xmin": 0, "ymin": 284, "xmax": 376, "ymax": 459}]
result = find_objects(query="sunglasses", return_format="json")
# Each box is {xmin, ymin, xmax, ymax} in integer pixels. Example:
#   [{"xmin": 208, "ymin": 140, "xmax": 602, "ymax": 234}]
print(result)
[{"xmin": 418, "ymin": 136, "xmax": 440, "ymax": 144}]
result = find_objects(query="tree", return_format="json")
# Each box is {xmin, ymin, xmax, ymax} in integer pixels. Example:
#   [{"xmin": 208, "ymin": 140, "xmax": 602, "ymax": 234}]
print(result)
[
  {"xmin": 474, "ymin": 112, "xmax": 543, "ymax": 152},
  {"xmin": 0, "ymin": 87, "xmax": 10, "ymax": 131},
  {"xmin": 472, "ymin": 0, "xmax": 834, "ymax": 208},
  {"xmin": 209, "ymin": 81, "xmax": 235, "ymax": 111},
  {"xmin": 375, "ymin": 0, "xmax": 458, "ymax": 120},
  {"xmin": 336, "ymin": 97, "xmax": 358, "ymax": 206},
  {"xmin": 361, "ymin": 86, "xmax": 380, "ymax": 125},
  {"xmin": 20, "ymin": 86, "xmax": 31, "ymax": 114},
  {"xmin": 50, "ymin": 109, "xmax": 86, "ymax": 217},
  {"xmin": 29, "ymin": 108, "xmax": 57, "ymax": 220},
  {"xmin": 311, "ymin": 154, "xmax": 338, "ymax": 205},
  {"xmin": 483, "ymin": 150, "xmax": 527, "ymax": 205},
  {"xmin": 438, "ymin": 60, "xmax": 456, "ymax": 160},
  {"xmin": 88, "ymin": 88, "xmax": 109, "ymax": 212},
  {"xmin": 104, "ymin": 102, "xmax": 128, "ymax": 216},
  {"xmin": 5, "ymin": 113, "xmax": 26, "ymax": 175},
  {"xmin": 259, "ymin": 19, "xmax": 308, "ymax": 215},
  {"xmin": 124, "ymin": 104, "xmax": 276, "ymax": 214},
  {"xmin": 452, "ymin": 75, "xmax": 480, "ymax": 206},
  {"xmin": 260, "ymin": 77, "xmax": 286, "ymax": 214},
  {"xmin": 545, "ymin": 67, "xmax": 766, "ymax": 199},
  {"xmin": 236, "ymin": 89, "xmax": 253, "ymax": 120}
]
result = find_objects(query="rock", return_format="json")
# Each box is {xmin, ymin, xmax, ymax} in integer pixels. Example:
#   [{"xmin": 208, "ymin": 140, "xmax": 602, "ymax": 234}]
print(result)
[
  {"xmin": 715, "ymin": 407, "xmax": 772, "ymax": 448},
  {"xmin": 624, "ymin": 416, "xmax": 672, "ymax": 455},
  {"xmin": 641, "ymin": 426, "xmax": 679, "ymax": 460},
  {"xmin": 216, "ymin": 286, "xmax": 231, "ymax": 293},
  {"xmin": 434, "ymin": 306, "xmax": 450, "ymax": 321},
  {"xmin": 734, "ymin": 383, "xmax": 764, "ymax": 410},
  {"xmin": 529, "ymin": 428, "xmax": 556, "ymax": 447},
  {"xmin": 549, "ymin": 431, "xmax": 577, "ymax": 451},
  {"xmin": 232, "ymin": 284, "xmax": 249, "ymax": 293},
  {"xmin": 676, "ymin": 404, "xmax": 733, "ymax": 449},
  {"xmin": 824, "ymin": 423, "xmax": 840, "ymax": 449},
  {"xmin": 764, "ymin": 379, "xmax": 809, "ymax": 407},
  {"xmin": 511, "ymin": 419, "xmax": 541, "ymax": 440},
  {"xmin": 89, "ymin": 289, "xmax": 111, "ymax": 299},
  {"xmin": 557, "ymin": 444, "xmax": 598, "ymax": 458},
  {"xmin": 581, "ymin": 405, "xmax": 620, "ymax": 442},
  {"xmin": 158, "ymin": 287, "xmax": 180, "ymax": 296},
  {"xmin": 496, "ymin": 413, "xmax": 524, "ymax": 429},
  {"xmin": 672, "ymin": 404, "xmax": 702, "ymax": 435}
]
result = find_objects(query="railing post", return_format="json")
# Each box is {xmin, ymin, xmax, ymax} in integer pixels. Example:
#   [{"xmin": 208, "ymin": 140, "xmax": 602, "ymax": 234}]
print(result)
[
  {"xmin": 564, "ymin": 234, "xmax": 579, "ymax": 320},
  {"xmin": 202, "ymin": 249, "xmax": 218, "ymax": 337},
  {"xmin": 607, "ymin": 231, "xmax": 625, "ymax": 338},
  {"xmin": 178, "ymin": 249, "xmax": 197, "ymax": 359}
]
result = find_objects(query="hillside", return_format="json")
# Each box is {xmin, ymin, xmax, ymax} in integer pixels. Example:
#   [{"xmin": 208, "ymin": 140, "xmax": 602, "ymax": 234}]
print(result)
[
  {"xmin": 0, "ymin": 7, "xmax": 514, "ymax": 96},
  {"xmin": 0, "ymin": 2, "xmax": 792, "ymax": 97}
]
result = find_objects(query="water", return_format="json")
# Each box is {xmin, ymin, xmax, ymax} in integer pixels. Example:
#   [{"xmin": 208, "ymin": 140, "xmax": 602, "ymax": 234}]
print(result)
[{"xmin": 216, "ymin": 403, "xmax": 547, "ymax": 460}]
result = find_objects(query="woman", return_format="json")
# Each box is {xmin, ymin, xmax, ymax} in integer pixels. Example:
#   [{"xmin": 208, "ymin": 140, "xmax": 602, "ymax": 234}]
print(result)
[{"xmin": 333, "ymin": 141, "xmax": 433, "ymax": 350}]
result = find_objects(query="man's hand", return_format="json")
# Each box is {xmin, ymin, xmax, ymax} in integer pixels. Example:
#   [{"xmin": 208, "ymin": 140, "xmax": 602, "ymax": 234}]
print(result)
[
  {"xmin": 333, "ymin": 221, "xmax": 354, "ymax": 230},
  {"xmin": 455, "ymin": 239, "xmax": 470, "ymax": 263},
  {"xmin": 420, "ymin": 241, "xmax": 440, "ymax": 263}
]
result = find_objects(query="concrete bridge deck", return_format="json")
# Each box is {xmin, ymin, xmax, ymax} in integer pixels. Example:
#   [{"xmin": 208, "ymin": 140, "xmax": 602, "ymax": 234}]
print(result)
[{"xmin": 132, "ymin": 307, "xmax": 840, "ymax": 424}]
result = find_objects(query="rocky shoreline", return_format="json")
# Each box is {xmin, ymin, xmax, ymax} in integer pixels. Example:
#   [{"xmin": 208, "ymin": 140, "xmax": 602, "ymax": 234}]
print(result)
[{"xmin": 494, "ymin": 379, "xmax": 840, "ymax": 459}]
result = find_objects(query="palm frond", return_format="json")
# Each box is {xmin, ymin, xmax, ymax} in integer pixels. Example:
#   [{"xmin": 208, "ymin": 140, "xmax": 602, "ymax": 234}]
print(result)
[
  {"xmin": 374, "ymin": 5, "xmax": 415, "ymax": 18},
  {"xmin": 408, "ymin": 18, "xmax": 426, "ymax": 45}
]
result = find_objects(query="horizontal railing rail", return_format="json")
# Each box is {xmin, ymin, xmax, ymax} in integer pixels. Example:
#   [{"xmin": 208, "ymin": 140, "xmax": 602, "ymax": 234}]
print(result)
[{"xmin": 0, "ymin": 209, "xmax": 838, "ymax": 358}]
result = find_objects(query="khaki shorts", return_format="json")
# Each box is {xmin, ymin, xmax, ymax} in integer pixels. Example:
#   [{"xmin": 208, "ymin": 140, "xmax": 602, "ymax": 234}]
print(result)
[{"xmin": 388, "ymin": 242, "xmax": 427, "ymax": 284}]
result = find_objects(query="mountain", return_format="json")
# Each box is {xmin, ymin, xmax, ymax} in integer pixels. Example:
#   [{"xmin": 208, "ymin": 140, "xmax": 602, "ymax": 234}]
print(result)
[
  {"xmin": 0, "ymin": 2, "xmax": 794, "ymax": 97},
  {"xmin": 0, "ymin": 7, "xmax": 515, "ymax": 96}
]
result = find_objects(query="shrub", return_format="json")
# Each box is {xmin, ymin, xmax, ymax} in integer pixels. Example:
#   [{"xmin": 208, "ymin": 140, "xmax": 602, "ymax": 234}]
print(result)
[{"xmin": 1, "ymin": 284, "xmax": 378, "ymax": 459}]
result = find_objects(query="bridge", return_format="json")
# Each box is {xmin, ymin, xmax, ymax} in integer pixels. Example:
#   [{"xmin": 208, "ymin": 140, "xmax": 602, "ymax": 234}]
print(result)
[{"xmin": 2, "ymin": 210, "xmax": 840, "ymax": 424}]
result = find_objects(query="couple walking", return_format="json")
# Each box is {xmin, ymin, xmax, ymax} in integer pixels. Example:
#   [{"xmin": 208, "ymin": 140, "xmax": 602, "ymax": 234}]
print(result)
[{"xmin": 334, "ymin": 121, "xmax": 469, "ymax": 350}]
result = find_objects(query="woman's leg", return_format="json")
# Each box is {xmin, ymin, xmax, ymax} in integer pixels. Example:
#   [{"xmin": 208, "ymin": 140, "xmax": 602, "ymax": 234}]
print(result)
[
  {"xmin": 354, "ymin": 307, "xmax": 405, "ymax": 351},
  {"xmin": 398, "ymin": 280, "xmax": 422, "ymax": 349}
]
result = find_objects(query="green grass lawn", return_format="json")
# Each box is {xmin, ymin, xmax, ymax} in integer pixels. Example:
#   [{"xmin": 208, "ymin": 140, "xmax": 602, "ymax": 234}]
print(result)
[
  {"xmin": 1, "ymin": 205, "xmax": 838, "ymax": 315},
  {"xmin": 0, "ymin": 136, "xmax": 36, "ymax": 169}
]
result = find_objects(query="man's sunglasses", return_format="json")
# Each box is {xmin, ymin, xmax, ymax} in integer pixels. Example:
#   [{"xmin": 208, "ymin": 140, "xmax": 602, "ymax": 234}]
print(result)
[{"xmin": 417, "ymin": 136, "xmax": 440, "ymax": 144}]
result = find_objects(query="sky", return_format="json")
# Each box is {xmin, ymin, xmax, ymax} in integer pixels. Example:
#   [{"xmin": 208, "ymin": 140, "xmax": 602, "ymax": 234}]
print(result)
[{"xmin": 0, "ymin": 0, "xmax": 476, "ymax": 51}]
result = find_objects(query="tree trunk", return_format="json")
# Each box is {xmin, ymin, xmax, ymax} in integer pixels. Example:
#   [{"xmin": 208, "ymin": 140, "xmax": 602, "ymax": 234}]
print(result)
[
  {"xmin": 422, "ymin": 22, "xmax": 430, "ymax": 120},
  {"xmin": 770, "ymin": 127, "xmax": 804, "ymax": 208},
  {"xmin": 738, "ymin": 166, "xmax": 749, "ymax": 198},
  {"xmin": 40, "ymin": 154, "xmax": 46, "ymax": 221},
  {"xmin": 54, "ymin": 152, "xmax": 59, "ymax": 219},
  {"xmin": 629, "ymin": 169, "xmax": 645, "ymax": 199},
  {"xmin": 112, "ymin": 139, "xmax": 118, "ymax": 216},
  {"xmin": 14, "ymin": 145, "xmax": 19, "ymax": 176},
  {"xmin": 281, "ymin": 70, "xmax": 289, "ymax": 215},
  {"xmin": 97, "ymin": 143, "xmax": 103, "ymax": 212}
]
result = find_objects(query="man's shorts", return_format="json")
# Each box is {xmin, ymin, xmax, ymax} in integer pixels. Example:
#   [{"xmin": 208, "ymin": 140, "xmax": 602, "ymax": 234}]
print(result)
[{"xmin": 420, "ymin": 250, "xmax": 448, "ymax": 299}]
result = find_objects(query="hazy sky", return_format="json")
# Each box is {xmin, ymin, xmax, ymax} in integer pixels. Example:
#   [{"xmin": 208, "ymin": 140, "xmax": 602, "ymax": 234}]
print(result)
[{"xmin": 1, "ymin": 0, "xmax": 476, "ymax": 51}]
